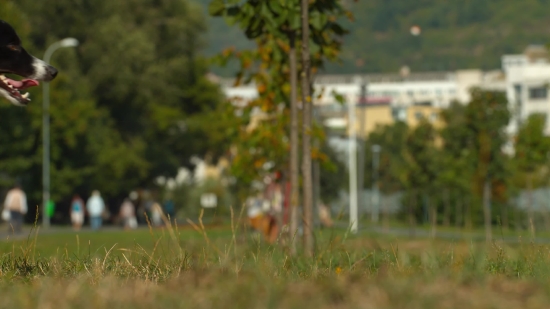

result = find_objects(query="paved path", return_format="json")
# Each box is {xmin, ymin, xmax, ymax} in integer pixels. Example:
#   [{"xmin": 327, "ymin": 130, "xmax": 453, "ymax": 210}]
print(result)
[
  {"xmin": 0, "ymin": 224, "xmax": 149, "ymax": 241},
  {"xmin": 3, "ymin": 222, "xmax": 550, "ymax": 245},
  {"xmin": 337, "ymin": 222, "xmax": 550, "ymax": 244},
  {"xmin": 377, "ymin": 226, "xmax": 548, "ymax": 243}
]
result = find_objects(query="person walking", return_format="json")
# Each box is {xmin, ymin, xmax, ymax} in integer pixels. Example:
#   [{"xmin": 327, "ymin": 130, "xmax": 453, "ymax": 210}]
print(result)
[
  {"xmin": 70, "ymin": 194, "xmax": 85, "ymax": 231},
  {"xmin": 151, "ymin": 202, "xmax": 162, "ymax": 227},
  {"xmin": 86, "ymin": 190, "xmax": 105, "ymax": 230},
  {"xmin": 3, "ymin": 183, "xmax": 27, "ymax": 234},
  {"xmin": 119, "ymin": 198, "xmax": 137, "ymax": 230},
  {"xmin": 163, "ymin": 198, "xmax": 175, "ymax": 224}
]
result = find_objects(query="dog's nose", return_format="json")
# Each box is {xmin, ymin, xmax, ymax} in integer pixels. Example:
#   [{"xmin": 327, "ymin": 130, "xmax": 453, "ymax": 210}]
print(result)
[{"xmin": 47, "ymin": 65, "xmax": 58, "ymax": 79}]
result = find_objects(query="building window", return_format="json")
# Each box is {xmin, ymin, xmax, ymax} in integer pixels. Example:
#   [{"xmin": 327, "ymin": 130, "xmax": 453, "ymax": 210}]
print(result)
[
  {"xmin": 392, "ymin": 107, "xmax": 407, "ymax": 121},
  {"xmin": 529, "ymin": 87, "xmax": 547, "ymax": 100},
  {"xmin": 430, "ymin": 113, "xmax": 438, "ymax": 122},
  {"xmin": 415, "ymin": 112, "xmax": 423, "ymax": 120}
]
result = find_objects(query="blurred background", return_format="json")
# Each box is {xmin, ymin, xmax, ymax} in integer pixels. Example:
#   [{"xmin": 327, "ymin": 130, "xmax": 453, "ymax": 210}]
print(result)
[{"xmin": 1, "ymin": 0, "xmax": 550, "ymax": 237}]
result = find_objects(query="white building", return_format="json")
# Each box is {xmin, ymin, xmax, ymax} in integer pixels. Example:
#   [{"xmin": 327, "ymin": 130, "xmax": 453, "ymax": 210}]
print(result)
[
  {"xmin": 218, "ymin": 45, "xmax": 550, "ymax": 136},
  {"xmin": 503, "ymin": 45, "xmax": 550, "ymax": 135}
]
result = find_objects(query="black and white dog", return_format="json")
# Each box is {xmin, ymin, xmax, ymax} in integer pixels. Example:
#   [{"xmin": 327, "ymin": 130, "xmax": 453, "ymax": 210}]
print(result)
[{"xmin": 0, "ymin": 19, "xmax": 58, "ymax": 106}]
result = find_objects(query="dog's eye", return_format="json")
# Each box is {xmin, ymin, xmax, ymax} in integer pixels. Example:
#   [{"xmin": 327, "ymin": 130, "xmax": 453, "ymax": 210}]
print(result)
[{"xmin": 7, "ymin": 45, "xmax": 21, "ymax": 52}]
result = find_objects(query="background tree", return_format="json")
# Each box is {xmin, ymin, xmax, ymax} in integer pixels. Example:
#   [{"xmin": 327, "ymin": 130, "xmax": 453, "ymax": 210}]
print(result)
[
  {"xmin": 300, "ymin": 0, "xmax": 314, "ymax": 255},
  {"xmin": 514, "ymin": 114, "xmax": 550, "ymax": 231},
  {"xmin": 439, "ymin": 102, "xmax": 476, "ymax": 229},
  {"xmin": 1, "ymin": 0, "xmax": 224, "ymax": 220},
  {"xmin": 318, "ymin": 142, "xmax": 347, "ymax": 205},
  {"xmin": 465, "ymin": 89, "xmax": 511, "ymax": 242},
  {"xmin": 404, "ymin": 120, "xmax": 440, "ymax": 237},
  {"xmin": 363, "ymin": 122, "xmax": 409, "ymax": 196},
  {"xmin": 363, "ymin": 122, "xmax": 408, "ymax": 228}
]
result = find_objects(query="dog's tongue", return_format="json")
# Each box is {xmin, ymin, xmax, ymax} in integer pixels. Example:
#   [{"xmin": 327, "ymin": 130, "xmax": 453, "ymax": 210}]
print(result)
[{"xmin": 6, "ymin": 78, "xmax": 39, "ymax": 90}]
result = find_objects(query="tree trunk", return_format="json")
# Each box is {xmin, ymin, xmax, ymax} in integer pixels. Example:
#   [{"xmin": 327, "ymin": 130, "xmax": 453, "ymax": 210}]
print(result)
[
  {"xmin": 313, "ymin": 157, "xmax": 320, "ymax": 229},
  {"xmin": 501, "ymin": 202, "xmax": 509, "ymax": 230},
  {"xmin": 408, "ymin": 190, "xmax": 416, "ymax": 238},
  {"xmin": 543, "ymin": 211, "xmax": 550, "ymax": 233},
  {"xmin": 527, "ymin": 174, "xmax": 534, "ymax": 236},
  {"xmin": 465, "ymin": 196, "xmax": 472, "ymax": 231},
  {"xmin": 443, "ymin": 188, "xmax": 451, "ymax": 227},
  {"xmin": 382, "ymin": 195, "xmax": 389, "ymax": 232},
  {"xmin": 483, "ymin": 179, "xmax": 492, "ymax": 243},
  {"xmin": 513, "ymin": 202, "xmax": 520, "ymax": 231},
  {"xmin": 429, "ymin": 196, "xmax": 436, "ymax": 239},
  {"xmin": 301, "ymin": 0, "xmax": 314, "ymax": 256},
  {"xmin": 288, "ymin": 33, "xmax": 300, "ymax": 255},
  {"xmin": 455, "ymin": 197, "xmax": 462, "ymax": 228}
]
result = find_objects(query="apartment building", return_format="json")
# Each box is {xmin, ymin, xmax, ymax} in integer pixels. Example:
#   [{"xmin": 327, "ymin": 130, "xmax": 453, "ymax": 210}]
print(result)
[
  {"xmin": 218, "ymin": 45, "xmax": 550, "ymax": 138},
  {"xmin": 503, "ymin": 45, "xmax": 550, "ymax": 135}
]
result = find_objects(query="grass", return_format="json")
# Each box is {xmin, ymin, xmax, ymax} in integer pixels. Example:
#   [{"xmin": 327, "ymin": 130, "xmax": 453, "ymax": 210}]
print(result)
[
  {"xmin": 2, "ymin": 218, "xmax": 550, "ymax": 308},
  {"xmin": 0, "ymin": 225, "xmax": 233, "ymax": 257}
]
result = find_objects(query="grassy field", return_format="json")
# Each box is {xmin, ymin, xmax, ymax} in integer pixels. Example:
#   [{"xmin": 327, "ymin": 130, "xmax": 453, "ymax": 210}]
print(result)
[{"xmin": 2, "ymin": 222, "xmax": 550, "ymax": 308}]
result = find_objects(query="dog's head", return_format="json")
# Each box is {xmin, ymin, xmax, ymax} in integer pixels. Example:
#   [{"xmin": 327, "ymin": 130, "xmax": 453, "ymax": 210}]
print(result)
[{"xmin": 0, "ymin": 20, "xmax": 58, "ymax": 106}]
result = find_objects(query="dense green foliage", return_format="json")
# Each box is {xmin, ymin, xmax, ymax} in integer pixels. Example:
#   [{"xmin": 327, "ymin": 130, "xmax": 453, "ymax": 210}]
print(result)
[
  {"xmin": 515, "ymin": 114, "xmax": 550, "ymax": 186},
  {"xmin": 0, "ymin": 0, "xmax": 224, "ymax": 212},
  {"xmin": 360, "ymin": 89, "xmax": 550, "ymax": 231},
  {"xmin": 201, "ymin": 0, "xmax": 550, "ymax": 75}
]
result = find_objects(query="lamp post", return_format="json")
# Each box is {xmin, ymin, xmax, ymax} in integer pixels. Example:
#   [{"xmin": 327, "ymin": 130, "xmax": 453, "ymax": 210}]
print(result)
[
  {"xmin": 348, "ymin": 76, "xmax": 361, "ymax": 234},
  {"xmin": 42, "ymin": 38, "xmax": 79, "ymax": 228}
]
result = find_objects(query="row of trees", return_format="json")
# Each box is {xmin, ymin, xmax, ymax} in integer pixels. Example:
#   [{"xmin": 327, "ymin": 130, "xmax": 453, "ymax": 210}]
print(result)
[
  {"xmin": 363, "ymin": 88, "xmax": 550, "ymax": 241},
  {"xmin": 0, "ymin": 1, "xmax": 225, "ymax": 212},
  {"xmin": 0, "ymin": 0, "xmax": 351, "ymax": 234}
]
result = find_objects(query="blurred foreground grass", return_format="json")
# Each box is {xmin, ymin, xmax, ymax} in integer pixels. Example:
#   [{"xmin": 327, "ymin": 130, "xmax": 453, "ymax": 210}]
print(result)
[{"xmin": 1, "ymin": 223, "xmax": 550, "ymax": 308}]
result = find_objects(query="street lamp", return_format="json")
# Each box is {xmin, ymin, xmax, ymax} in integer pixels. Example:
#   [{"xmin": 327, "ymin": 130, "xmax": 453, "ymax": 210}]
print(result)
[
  {"xmin": 42, "ymin": 38, "xmax": 79, "ymax": 228},
  {"xmin": 371, "ymin": 144, "xmax": 381, "ymax": 223},
  {"xmin": 348, "ymin": 76, "xmax": 361, "ymax": 234}
]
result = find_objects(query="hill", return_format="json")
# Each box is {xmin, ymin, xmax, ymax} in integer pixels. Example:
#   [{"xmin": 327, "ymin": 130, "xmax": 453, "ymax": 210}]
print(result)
[{"xmin": 199, "ymin": 0, "xmax": 550, "ymax": 76}]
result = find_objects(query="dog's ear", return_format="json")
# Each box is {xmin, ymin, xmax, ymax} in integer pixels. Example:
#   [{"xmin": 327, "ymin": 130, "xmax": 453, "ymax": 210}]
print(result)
[{"xmin": 0, "ymin": 20, "xmax": 21, "ymax": 44}]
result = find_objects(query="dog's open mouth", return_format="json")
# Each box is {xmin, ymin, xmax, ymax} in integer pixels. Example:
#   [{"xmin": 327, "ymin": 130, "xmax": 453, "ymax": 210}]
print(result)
[{"xmin": 0, "ymin": 74, "xmax": 39, "ymax": 105}]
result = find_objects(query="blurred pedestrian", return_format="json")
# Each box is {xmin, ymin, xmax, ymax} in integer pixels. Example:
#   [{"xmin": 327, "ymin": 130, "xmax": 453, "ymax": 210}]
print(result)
[
  {"xmin": 151, "ymin": 202, "xmax": 162, "ymax": 226},
  {"xmin": 318, "ymin": 202, "xmax": 333, "ymax": 228},
  {"xmin": 3, "ymin": 183, "xmax": 27, "ymax": 234},
  {"xmin": 119, "ymin": 198, "xmax": 137, "ymax": 230},
  {"xmin": 86, "ymin": 190, "xmax": 105, "ymax": 230},
  {"xmin": 163, "ymin": 198, "xmax": 175, "ymax": 223},
  {"xmin": 70, "ymin": 194, "xmax": 85, "ymax": 231}
]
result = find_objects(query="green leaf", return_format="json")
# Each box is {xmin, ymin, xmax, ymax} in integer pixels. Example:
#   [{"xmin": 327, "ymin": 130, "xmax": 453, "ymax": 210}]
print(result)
[
  {"xmin": 310, "ymin": 12, "xmax": 323, "ymax": 30},
  {"xmin": 208, "ymin": 0, "xmax": 226, "ymax": 16},
  {"xmin": 329, "ymin": 22, "xmax": 347, "ymax": 35},
  {"xmin": 226, "ymin": 6, "xmax": 240, "ymax": 16},
  {"xmin": 331, "ymin": 90, "xmax": 346, "ymax": 105},
  {"xmin": 289, "ymin": 10, "xmax": 300, "ymax": 30},
  {"xmin": 245, "ymin": 17, "xmax": 263, "ymax": 39},
  {"xmin": 224, "ymin": 15, "xmax": 238, "ymax": 26},
  {"xmin": 309, "ymin": 38, "xmax": 321, "ymax": 54},
  {"xmin": 268, "ymin": 1, "xmax": 283, "ymax": 14}
]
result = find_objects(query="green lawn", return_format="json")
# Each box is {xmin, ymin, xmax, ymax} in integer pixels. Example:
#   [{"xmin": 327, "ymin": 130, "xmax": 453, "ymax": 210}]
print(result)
[
  {"xmin": 0, "ymin": 225, "xmax": 234, "ymax": 258},
  {"xmin": 1, "ymin": 224, "xmax": 550, "ymax": 308}
]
